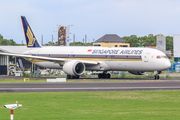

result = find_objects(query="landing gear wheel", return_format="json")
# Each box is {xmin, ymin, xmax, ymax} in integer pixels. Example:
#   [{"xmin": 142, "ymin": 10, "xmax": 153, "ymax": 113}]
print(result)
[
  {"xmin": 67, "ymin": 75, "xmax": 80, "ymax": 79},
  {"xmin": 67, "ymin": 75, "xmax": 71, "ymax": 79},
  {"xmin": 75, "ymin": 75, "xmax": 79, "ymax": 79},
  {"xmin": 157, "ymin": 75, "xmax": 159, "ymax": 80},
  {"xmin": 154, "ymin": 75, "xmax": 156, "ymax": 80},
  {"xmin": 154, "ymin": 71, "xmax": 161, "ymax": 80},
  {"xmin": 98, "ymin": 73, "xmax": 111, "ymax": 79},
  {"xmin": 107, "ymin": 73, "xmax": 111, "ymax": 78},
  {"xmin": 154, "ymin": 75, "xmax": 160, "ymax": 80},
  {"xmin": 98, "ymin": 73, "xmax": 102, "ymax": 79},
  {"xmin": 102, "ymin": 74, "xmax": 107, "ymax": 78}
]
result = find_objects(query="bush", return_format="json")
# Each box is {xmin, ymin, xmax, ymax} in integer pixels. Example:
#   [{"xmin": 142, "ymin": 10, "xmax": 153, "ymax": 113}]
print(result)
[
  {"xmin": 147, "ymin": 72, "xmax": 154, "ymax": 78},
  {"xmin": 166, "ymin": 74, "xmax": 170, "ymax": 79},
  {"xmin": 120, "ymin": 72, "xmax": 126, "ymax": 78}
]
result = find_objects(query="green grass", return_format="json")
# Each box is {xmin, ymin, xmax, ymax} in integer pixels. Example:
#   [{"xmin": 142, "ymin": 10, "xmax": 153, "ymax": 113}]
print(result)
[{"xmin": 1, "ymin": 91, "xmax": 180, "ymax": 120}]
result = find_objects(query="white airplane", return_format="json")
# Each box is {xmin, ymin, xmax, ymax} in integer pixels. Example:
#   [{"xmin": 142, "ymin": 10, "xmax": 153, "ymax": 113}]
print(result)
[{"xmin": 0, "ymin": 16, "xmax": 171, "ymax": 79}]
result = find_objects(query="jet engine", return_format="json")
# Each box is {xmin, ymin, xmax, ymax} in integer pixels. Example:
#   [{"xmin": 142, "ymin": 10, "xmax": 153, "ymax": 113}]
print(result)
[
  {"xmin": 63, "ymin": 61, "xmax": 85, "ymax": 76},
  {"xmin": 128, "ymin": 71, "xmax": 146, "ymax": 75}
]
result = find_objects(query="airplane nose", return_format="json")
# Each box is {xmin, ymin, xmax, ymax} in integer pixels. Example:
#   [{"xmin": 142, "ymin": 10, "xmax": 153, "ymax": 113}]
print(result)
[{"xmin": 163, "ymin": 60, "xmax": 171, "ymax": 70}]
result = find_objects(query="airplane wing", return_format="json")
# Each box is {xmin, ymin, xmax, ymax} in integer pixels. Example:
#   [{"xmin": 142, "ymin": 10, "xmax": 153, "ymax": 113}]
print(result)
[{"xmin": 0, "ymin": 52, "xmax": 98, "ymax": 65}]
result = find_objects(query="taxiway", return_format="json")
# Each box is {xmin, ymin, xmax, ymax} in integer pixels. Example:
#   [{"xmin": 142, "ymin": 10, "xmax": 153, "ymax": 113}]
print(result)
[{"xmin": 0, "ymin": 81, "xmax": 180, "ymax": 92}]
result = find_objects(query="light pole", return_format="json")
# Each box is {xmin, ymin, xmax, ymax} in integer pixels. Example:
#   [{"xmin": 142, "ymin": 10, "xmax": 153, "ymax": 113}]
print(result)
[
  {"xmin": 66, "ymin": 25, "xmax": 73, "ymax": 46},
  {"xmin": 52, "ymin": 31, "xmax": 58, "ymax": 45}
]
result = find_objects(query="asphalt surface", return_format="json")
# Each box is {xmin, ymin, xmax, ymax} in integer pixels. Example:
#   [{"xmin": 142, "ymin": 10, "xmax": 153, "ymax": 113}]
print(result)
[
  {"xmin": 0, "ymin": 81, "xmax": 180, "ymax": 92},
  {"xmin": 0, "ymin": 75, "xmax": 178, "ymax": 81}
]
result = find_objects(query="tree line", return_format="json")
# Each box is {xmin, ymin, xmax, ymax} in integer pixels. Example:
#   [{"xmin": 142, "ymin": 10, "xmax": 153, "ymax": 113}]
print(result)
[
  {"xmin": 0, "ymin": 34, "xmax": 173, "ymax": 52},
  {"xmin": 42, "ymin": 34, "xmax": 174, "ymax": 52},
  {"xmin": 122, "ymin": 34, "xmax": 173, "ymax": 52},
  {"xmin": 44, "ymin": 41, "xmax": 93, "ymax": 46},
  {"xmin": 0, "ymin": 34, "xmax": 17, "ymax": 45}
]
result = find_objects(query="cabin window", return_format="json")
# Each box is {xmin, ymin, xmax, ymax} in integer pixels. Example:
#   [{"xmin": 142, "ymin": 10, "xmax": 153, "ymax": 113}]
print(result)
[
  {"xmin": 115, "ymin": 45, "xmax": 117, "ymax": 47},
  {"xmin": 161, "ymin": 55, "xmax": 168, "ymax": 59}
]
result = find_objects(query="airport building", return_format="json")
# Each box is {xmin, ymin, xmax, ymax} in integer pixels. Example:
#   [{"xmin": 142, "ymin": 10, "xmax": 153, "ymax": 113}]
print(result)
[
  {"xmin": 0, "ymin": 46, "xmax": 31, "ymax": 75},
  {"xmin": 93, "ymin": 34, "xmax": 130, "ymax": 47}
]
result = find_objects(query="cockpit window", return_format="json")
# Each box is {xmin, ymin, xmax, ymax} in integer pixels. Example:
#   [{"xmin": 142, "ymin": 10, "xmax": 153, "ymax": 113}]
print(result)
[
  {"xmin": 161, "ymin": 56, "xmax": 167, "ymax": 58},
  {"xmin": 156, "ymin": 55, "xmax": 167, "ymax": 59},
  {"xmin": 156, "ymin": 55, "xmax": 161, "ymax": 59}
]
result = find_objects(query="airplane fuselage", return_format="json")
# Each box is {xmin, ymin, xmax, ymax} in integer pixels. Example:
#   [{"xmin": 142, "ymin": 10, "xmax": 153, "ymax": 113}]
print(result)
[{"xmin": 23, "ymin": 46, "xmax": 171, "ymax": 72}]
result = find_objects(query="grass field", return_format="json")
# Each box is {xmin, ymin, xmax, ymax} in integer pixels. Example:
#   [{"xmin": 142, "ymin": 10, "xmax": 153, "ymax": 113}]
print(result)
[{"xmin": 1, "ymin": 91, "xmax": 180, "ymax": 120}]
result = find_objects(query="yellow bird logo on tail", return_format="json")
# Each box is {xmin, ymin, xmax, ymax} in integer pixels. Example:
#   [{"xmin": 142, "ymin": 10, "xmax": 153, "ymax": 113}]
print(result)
[{"xmin": 26, "ymin": 26, "xmax": 36, "ymax": 46}]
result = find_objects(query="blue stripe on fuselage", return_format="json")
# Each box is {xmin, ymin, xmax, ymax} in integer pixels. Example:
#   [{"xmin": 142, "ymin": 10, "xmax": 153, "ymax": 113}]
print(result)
[{"xmin": 26, "ymin": 54, "xmax": 142, "ymax": 59}]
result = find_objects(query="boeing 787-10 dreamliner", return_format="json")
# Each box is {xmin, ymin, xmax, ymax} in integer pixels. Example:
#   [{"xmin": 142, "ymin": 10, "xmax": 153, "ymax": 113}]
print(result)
[{"xmin": 0, "ymin": 16, "xmax": 171, "ymax": 79}]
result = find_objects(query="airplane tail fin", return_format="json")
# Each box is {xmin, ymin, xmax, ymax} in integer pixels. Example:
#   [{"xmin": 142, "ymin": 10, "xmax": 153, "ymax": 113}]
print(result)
[{"xmin": 21, "ymin": 16, "xmax": 41, "ymax": 48}]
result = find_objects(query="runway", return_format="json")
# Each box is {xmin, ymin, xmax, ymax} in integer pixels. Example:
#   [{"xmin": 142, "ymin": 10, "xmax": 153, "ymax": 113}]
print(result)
[{"xmin": 0, "ymin": 81, "xmax": 180, "ymax": 92}]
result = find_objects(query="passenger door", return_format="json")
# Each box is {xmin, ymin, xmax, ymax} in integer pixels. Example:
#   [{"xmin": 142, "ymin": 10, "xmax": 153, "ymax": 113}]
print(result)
[{"xmin": 144, "ymin": 53, "xmax": 150, "ymax": 62}]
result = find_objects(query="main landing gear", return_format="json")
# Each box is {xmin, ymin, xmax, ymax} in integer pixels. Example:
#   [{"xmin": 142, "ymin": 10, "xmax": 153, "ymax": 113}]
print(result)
[
  {"xmin": 67, "ymin": 75, "xmax": 80, "ymax": 79},
  {"xmin": 98, "ymin": 71, "xmax": 111, "ymax": 79}
]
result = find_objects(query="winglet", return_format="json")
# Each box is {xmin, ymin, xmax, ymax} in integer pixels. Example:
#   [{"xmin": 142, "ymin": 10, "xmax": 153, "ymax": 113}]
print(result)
[{"xmin": 21, "ymin": 16, "xmax": 41, "ymax": 48}]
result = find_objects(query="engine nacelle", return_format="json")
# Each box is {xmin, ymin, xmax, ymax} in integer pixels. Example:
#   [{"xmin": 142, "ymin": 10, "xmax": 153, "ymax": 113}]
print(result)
[
  {"xmin": 63, "ymin": 61, "xmax": 85, "ymax": 76},
  {"xmin": 128, "ymin": 71, "xmax": 146, "ymax": 75}
]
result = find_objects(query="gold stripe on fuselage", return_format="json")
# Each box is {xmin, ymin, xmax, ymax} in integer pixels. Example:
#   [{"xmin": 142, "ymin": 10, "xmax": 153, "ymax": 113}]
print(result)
[{"xmin": 25, "ymin": 57, "xmax": 142, "ymax": 63}]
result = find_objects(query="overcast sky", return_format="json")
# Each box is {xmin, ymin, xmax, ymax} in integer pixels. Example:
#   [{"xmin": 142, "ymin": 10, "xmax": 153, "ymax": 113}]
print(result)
[{"xmin": 0, "ymin": 0, "xmax": 180, "ymax": 44}]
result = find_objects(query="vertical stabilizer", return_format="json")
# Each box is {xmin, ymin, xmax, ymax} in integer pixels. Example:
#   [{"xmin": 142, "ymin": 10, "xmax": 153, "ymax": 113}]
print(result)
[{"xmin": 21, "ymin": 16, "xmax": 41, "ymax": 48}]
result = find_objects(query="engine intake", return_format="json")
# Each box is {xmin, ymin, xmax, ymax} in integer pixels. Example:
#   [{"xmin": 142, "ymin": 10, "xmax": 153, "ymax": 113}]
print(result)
[
  {"xmin": 63, "ymin": 61, "xmax": 85, "ymax": 76},
  {"xmin": 128, "ymin": 71, "xmax": 146, "ymax": 75}
]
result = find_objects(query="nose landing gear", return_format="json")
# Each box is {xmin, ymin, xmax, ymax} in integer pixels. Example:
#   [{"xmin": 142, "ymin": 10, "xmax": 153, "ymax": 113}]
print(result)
[
  {"xmin": 154, "ymin": 74, "xmax": 159, "ymax": 80},
  {"xmin": 154, "ymin": 71, "xmax": 161, "ymax": 80}
]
